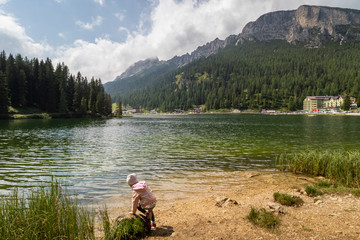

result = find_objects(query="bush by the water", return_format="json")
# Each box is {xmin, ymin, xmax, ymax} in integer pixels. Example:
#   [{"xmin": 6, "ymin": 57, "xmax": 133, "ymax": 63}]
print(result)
[
  {"xmin": 0, "ymin": 181, "xmax": 94, "ymax": 239},
  {"xmin": 305, "ymin": 185, "xmax": 323, "ymax": 197},
  {"xmin": 101, "ymin": 210, "xmax": 150, "ymax": 240},
  {"xmin": 315, "ymin": 180, "xmax": 332, "ymax": 188},
  {"xmin": 278, "ymin": 150, "xmax": 360, "ymax": 188},
  {"xmin": 273, "ymin": 192, "xmax": 304, "ymax": 206},
  {"xmin": 247, "ymin": 207, "xmax": 280, "ymax": 229},
  {"xmin": 306, "ymin": 180, "xmax": 360, "ymax": 197}
]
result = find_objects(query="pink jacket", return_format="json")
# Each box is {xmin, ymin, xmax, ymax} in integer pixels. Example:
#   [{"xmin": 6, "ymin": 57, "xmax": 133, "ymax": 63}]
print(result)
[{"xmin": 131, "ymin": 181, "xmax": 157, "ymax": 213}]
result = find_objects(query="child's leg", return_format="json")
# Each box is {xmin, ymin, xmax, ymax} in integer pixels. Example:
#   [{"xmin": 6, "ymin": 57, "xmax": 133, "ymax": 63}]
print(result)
[
  {"xmin": 137, "ymin": 203, "xmax": 146, "ymax": 214},
  {"xmin": 148, "ymin": 209, "xmax": 155, "ymax": 222}
]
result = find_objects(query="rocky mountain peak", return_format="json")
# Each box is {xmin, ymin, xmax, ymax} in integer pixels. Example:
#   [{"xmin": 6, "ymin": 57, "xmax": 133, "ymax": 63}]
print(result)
[
  {"xmin": 116, "ymin": 57, "xmax": 163, "ymax": 80},
  {"xmin": 237, "ymin": 5, "xmax": 360, "ymax": 46}
]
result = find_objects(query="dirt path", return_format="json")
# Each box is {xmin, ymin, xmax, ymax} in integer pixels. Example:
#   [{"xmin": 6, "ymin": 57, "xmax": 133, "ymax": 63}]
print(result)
[{"xmin": 103, "ymin": 171, "xmax": 360, "ymax": 240}]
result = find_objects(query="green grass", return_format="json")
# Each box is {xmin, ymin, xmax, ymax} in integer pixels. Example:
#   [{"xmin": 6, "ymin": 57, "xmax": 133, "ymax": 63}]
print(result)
[
  {"xmin": 101, "ymin": 209, "xmax": 149, "ymax": 240},
  {"xmin": 247, "ymin": 208, "xmax": 280, "ymax": 229},
  {"xmin": 0, "ymin": 181, "xmax": 94, "ymax": 239},
  {"xmin": 277, "ymin": 149, "xmax": 360, "ymax": 188},
  {"xmin": 352, "ymin": 189, "xmax": 360, "ymax": 197},
  {"xmin": 273, "ymin": 192, "xmax": 304, "ymax": 206},
  {"xmin": 303, "ymin": 179, "xmax": 360, "ymax": 197},
  {"xmin": 305, "ymin": 185, "xmax": 323, "ymax": 197},
  {"xmin": 315, "ymin": 180, "xmax": 331, "ymax": 188}
]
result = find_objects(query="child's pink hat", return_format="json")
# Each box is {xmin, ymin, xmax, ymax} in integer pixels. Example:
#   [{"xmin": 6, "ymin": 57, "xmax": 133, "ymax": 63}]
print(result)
[{"xmin": 126, "ymin": 173, "xmax": 138, "ymax": 186}]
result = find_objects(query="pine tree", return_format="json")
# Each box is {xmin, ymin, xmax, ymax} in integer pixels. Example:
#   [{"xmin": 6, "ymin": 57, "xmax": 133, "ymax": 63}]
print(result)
[
  {"xmin": 116, "ymin": 97, "xmax": 122, "ymax": 117},
  {"xmin": 88, "ymin": 77, "xmax": 97, "ymax": 114},
  {"xmin": 73, "ymin": 72, "xmax": 82, "ymax": 112},
  {"xmin": 0, "ymin": 71, "xmax": 10, "ymax": 113},
  {"xmin": 0, "ymin": 51, "xmax": 6, "ymax": 73},
  {"xmin": 96, "ymin": 90, "xmax": 105, "ymax": 115},
  {"xmin": 342, "ymin": 95, "xmax": 351, "ymax": 111}
]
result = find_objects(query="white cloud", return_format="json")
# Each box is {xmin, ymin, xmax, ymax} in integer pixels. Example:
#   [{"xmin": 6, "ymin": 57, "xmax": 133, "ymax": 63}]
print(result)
[
  {"xmin": 118, "ymin": 26, "xmax": 130, "ymax": 36},
  {"xmin": 114, "ymin": 12, "xmax": 125, "ymax": 21},
  {"xmin": 59, "ymin": 0, "xmax": 272, "ymax": 83},
  {"xmin": 76, "ymin": 16, "xmax": 103, "ymax": 30},
  {"xmin": 4, "ymin": 0, "xmax": 360, "ymax": 84},
  {"xmin": 94, "ymin": 0, "xmax": 104, "ymax": 6},
  {"xmin": 0, "ymin": 0, "xmax": 9, "ymax": 4},
  {"xmin": 0, "ymin": 11, "xmax": 52, "ymax": 58},
  {"xmin": 58, "ymin": 32, "xmax": 65, "ymax": 39}
]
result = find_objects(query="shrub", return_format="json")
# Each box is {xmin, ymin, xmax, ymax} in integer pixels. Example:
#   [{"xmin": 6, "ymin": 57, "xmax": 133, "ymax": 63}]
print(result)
[
  {"xmin": 102, "ymin": 210, "xmax": 150, "ymax": 240},
  {"xmin": 315, "ymin": 180, "xmax": 332, "ymax": 188},
  {"xmin": 273, "ymin": 192, "xmax": 304, "ymax": 206},
  {"xmin": 305, "ymin": 185, "xmax": 323, "ymax": 197},
  {"xmin": 41, "ymin": 113, "xmax": 52, "ymax": 119},
  {"xmin": 247, "ymin": 207, "xmax": 280, "ymax": 229},
  {"xmin": 352, "ymin": 189, "xmax": 360, "ymax": 197},
  {"xmin": 0, "ymin": 181, "xmax": 94, "ymax": 239}
]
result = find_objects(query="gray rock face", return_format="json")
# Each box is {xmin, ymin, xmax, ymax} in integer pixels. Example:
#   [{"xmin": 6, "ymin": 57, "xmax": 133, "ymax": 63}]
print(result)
[
  {"xmin": 237, "ymin": 5, "xmax": 360, "ymax": 46},
  {"xmin": 169, "ymin": 35, "xmax": 237, "ymax": 67},
  {"xmin": 117, "ymin": 57, "xmax": 164, "ymax": 80}
]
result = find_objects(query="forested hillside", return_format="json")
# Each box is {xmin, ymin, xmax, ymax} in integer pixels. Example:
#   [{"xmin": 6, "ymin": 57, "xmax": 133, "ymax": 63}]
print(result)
[
  {"xmin": 0, "ymin": 51, "xmax": 112, "ymax": 115},
  {"xmin": 120, "ymin": 40, "xmax": 360, "ymax": 112}
]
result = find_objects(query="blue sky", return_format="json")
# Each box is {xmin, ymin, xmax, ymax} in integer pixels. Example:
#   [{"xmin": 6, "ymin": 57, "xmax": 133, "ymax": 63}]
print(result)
[{"xmin": 1, "ymin": 0, "xmax": 360, "ymax": 83}]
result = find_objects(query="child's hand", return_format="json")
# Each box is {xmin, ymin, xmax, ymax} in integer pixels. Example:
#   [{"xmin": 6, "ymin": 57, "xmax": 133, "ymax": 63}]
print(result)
[{"xmin": 128, "ymin": 212, "xmax": 135, "ymax": 215}]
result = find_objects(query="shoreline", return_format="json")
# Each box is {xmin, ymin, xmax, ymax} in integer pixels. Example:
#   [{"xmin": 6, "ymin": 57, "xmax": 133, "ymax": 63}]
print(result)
[{"xmin": 100, "ymin": 171, "xmax": 360, "ymax": 239}]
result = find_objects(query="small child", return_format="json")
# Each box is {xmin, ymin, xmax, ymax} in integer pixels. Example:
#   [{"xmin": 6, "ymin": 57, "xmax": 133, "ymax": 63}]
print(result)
[{"xmin": 126, "ymin": 173, "xmax": 157, "ymax": 230}]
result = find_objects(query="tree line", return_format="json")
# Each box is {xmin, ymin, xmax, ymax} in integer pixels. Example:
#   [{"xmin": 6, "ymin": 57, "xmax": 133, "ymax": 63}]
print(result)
[
  {"xmin": 119, "ymin": 40, "xmax": 360, "ymax": 112},
  {"xmin": 0, "ymin": 51, "xmax": 112, "ymax": 115}
]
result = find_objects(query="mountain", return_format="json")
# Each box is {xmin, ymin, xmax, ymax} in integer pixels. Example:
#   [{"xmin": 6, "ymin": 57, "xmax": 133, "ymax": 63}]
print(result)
[
  {"xmin": 110, "ymin": 35, "xmax": 237, "ymax": 82},
  {"xmin": 116, "ymin": 57, "xmax": 164, "ymax": 80},
  {"xmin": 105, "ymin": 5, "xmax": 360, "ymax": 109},
  {"xmin": 105, "ymin": 35, "xmax": 236, "ymax": 98},
  {"xmin": 237, "ymin": 5, "xmax": 360, "ymax": 46}
]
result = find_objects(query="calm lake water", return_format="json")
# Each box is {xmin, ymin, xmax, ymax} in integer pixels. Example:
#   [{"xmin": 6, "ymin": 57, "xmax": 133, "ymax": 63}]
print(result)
[{"xmin": 0, "ymin": 114, "xmax": 359, "ymax": 202}]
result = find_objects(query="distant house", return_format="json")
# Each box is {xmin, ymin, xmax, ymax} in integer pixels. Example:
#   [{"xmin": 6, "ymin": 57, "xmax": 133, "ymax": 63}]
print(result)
[
  {"xmin": 189, "ymin": 108, "xmax": 201, "ymax": 114},
  {"xmin": 150, "ymin": 109, "xmax": 158, "ymax": 114},
  {"xmin": 173, "ymin": 109, "xmax": 183, "ymax": 114},
  {"xmin": 303, "ymin": 96, "xmax": 357, "ymax": 111},
  {"xmin": 124, "ymin": 108, "xmax": 142, "ymax": 114},
  {"xmin": 261, "ymin": 109, "xmax": 277, "ymax": 114}
]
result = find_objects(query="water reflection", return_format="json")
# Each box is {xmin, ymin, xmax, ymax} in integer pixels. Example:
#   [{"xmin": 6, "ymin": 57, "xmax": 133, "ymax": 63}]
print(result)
[{"xmin": 0, "ymin": 114, "xmax": 359, "ymax": 202}]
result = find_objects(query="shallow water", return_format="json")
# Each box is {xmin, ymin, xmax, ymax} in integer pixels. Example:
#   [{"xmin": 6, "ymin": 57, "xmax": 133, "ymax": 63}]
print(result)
[{"xmin": 0, "ymin": 114, "xmax": 359, "ymax": 203}]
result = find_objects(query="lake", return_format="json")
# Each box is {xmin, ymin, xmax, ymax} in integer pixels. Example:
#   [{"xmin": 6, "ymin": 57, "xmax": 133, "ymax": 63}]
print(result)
[{"xmin": 0, "ymin": 114, "xmax": 359, "ymax": 203}]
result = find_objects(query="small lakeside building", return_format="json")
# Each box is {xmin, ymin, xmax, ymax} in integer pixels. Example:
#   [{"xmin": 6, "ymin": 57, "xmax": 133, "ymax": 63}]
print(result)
[{"xmin": 303, "ymin": 96, "xmax": 357, "ymax": 112}]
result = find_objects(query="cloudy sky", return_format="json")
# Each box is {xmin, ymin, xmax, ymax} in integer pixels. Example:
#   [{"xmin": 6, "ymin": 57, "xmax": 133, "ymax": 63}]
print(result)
[{"xmin": 1, "ymin": 0, "xmax": 360, "ymax": 83}]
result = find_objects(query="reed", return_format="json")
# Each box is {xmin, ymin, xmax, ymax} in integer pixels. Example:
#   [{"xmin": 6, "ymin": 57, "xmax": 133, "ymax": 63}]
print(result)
[
  {"xmin": 0, "ymin": 181, "xmax": 94, "ymax": 239},
  {"xmin": 278, "ymin": 149, "xmax": 360, "ymax": 188}
]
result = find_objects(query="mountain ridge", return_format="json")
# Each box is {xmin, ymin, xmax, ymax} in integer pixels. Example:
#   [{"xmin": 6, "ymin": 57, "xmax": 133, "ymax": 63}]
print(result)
[
  {"xmin": 237, "ymin": 5, "xmax": 360, "ymax": 46},
  {"xmin": 105, "ymin": 5, "xmax": 360, "ymax": 98}
]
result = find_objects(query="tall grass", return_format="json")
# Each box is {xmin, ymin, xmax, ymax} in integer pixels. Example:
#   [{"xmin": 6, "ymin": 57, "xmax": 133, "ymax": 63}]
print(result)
[
  {"xmin": 278, "ymin": 149, "xmax": 360, "ymax": 188},
  {"xmin": 0, "ymin": 181, "xmax": 94, "ymax": 239}
]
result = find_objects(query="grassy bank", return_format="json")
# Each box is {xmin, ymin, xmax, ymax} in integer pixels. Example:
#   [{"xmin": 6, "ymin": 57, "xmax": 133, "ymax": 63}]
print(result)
[
  {"xmin": 0, "ymin": 181, "xmax": 94, "ymax": 239},
  {"xmin": 277, "ymin": 149, "xmax": 360, "ymax": 188}
]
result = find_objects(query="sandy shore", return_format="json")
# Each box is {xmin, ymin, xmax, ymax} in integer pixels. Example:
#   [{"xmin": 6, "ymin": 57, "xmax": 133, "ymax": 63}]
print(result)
[{"xmin": 100, "ymin": 171, "xmax": 360, "ymax": 240}]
